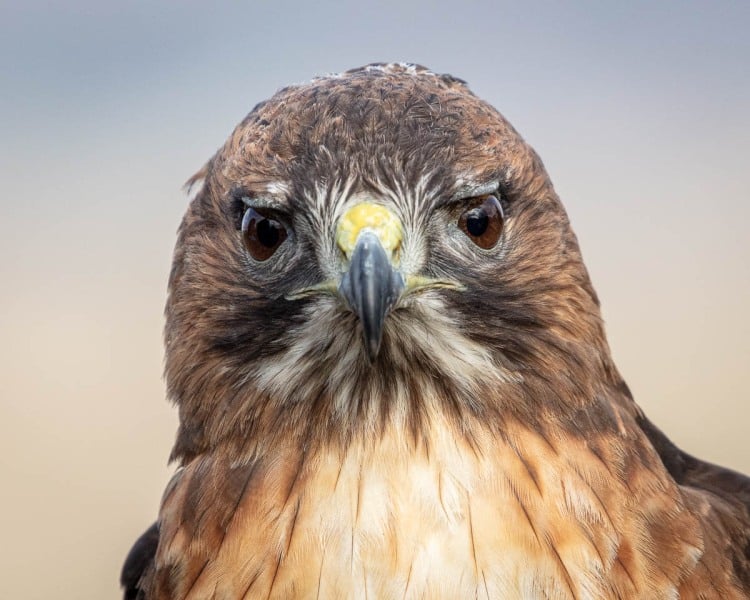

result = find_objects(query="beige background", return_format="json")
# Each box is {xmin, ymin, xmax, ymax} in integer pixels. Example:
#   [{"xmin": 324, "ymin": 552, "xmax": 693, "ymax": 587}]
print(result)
[{"xmin": 1, "ymin": 2, "xmax": 748, "ymax": 598}]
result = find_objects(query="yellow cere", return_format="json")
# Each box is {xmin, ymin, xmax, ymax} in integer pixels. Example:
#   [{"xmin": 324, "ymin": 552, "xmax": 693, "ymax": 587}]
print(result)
[{"xmin": 336, "ymin": 202, "xmax": 403, "ymax": 259}]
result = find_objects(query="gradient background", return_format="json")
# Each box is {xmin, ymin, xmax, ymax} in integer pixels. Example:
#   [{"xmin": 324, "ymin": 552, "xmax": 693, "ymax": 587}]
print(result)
[{"xmin": 1, "ymin": 1, "xmax": 748, "ymax": 598}]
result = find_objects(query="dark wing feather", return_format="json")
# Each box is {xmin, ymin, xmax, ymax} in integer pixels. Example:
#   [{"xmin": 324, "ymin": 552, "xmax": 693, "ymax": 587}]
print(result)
[
  {"xmin": 121, "ymin": 522, "xmax": 159, "ymax": 600},
  {"xmin": 636, "ymin": 413, "xmax": 750, "ymax": 509}
]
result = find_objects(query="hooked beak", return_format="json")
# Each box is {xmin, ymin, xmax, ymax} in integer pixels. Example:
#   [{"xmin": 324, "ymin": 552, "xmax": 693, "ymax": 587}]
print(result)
[
  {"xmin": 339, "ymin": 230, "xmax": 404, "ymax": 362},
  {"xmin": 281, "ymin": 201, "xmax": 462, "ymax": 362}
]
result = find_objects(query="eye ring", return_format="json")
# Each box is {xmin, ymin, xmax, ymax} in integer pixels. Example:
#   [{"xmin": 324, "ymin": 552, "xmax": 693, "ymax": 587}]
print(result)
[
  {"xmin": 241, "ymin": 207, "xmax": 289, "ymax": 261},
  {"xmin": 457, "ymin": 194, "xmax": 504, "ymax": 249}
]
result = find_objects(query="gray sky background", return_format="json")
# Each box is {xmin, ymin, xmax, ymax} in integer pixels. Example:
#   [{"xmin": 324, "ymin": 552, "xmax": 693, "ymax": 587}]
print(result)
[{"xmin": 1, "ymin": 1, "xmax": 748, "ymax": 598}]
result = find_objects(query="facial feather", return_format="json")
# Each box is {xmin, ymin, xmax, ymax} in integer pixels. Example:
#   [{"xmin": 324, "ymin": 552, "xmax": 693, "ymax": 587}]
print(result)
[{"xmin": 123, "ymin": 63, "xmax": 750, "ymax": 600}]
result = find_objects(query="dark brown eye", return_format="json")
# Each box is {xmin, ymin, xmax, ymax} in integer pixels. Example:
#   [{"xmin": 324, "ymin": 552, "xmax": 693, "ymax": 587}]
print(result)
[
  {"xmin": 241, "ymin": 207, "xmax": 288, "ymax": 261},
  {"xmin": 458, "ymin": 194, "xmax": 504, "ymax": 249}
]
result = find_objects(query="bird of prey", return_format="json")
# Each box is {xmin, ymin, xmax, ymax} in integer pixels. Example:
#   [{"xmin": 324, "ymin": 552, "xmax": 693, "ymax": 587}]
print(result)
[{"xmin": 122, "ymin": 63, "xmax": 750, "ymax": 599}]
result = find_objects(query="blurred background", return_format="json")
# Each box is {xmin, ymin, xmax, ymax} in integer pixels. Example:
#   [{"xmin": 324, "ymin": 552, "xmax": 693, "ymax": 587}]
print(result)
[{"xmin": 1, "ymin": 1, "xmax": 748, "ymax": 598}]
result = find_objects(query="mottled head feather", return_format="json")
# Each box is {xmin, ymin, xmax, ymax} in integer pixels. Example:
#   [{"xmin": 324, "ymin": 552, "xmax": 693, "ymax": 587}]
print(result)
[
  {"xmin": 163, "ymin": 63, "xmax": 625, "ymax": 463},
  {"xmin": 129, "ymin": 64, "xmax": 750, "ymax": 600}
]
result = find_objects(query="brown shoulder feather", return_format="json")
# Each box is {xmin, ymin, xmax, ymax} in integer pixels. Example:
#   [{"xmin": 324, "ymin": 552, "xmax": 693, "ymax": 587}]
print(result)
[{"xmin": 637, "ymin": 412, "xmax": 750, "ymax": 590}]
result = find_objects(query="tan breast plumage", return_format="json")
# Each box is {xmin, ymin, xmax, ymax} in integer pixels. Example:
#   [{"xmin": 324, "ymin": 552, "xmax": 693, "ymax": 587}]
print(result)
[{"xmin": 150, "ymin": 414, "xmax": 729, "ymax": 599}]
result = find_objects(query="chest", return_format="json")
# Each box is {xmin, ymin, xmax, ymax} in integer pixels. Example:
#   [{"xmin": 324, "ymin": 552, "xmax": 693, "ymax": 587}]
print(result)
[{"xmin": 155, "ymin": 423, "xmax": 697, "ymax": 599}]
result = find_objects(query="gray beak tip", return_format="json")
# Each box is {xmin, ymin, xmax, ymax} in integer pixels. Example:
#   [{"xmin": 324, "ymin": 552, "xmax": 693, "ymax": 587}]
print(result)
[
  {"xmin": 365, "ymin": 338, "xmax": 381, "ymax": 364},
  {"xmin": 339, "ymin": 230, "xmax": 404, "ymax": 362}
]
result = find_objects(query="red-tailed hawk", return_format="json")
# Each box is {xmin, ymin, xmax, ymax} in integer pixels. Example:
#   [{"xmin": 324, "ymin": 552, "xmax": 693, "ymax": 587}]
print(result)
[{"xmin": 122, "ymin": 63, "xmax": 750, "ymax": 599}]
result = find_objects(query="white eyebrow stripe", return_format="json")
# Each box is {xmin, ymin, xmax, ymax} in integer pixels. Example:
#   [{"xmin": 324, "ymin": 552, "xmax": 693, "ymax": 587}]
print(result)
[
  {"xmin": 240, "ymin": 193, "xmax": 290, "ymax": 212},
  {"xmin": 449, "ymin": 180, "xmax": 499, "ymax": 202},
  {"xmin": 266, "ymin": 181, "xmax": 292, "ymax": 196},
  {"xmin": 234, "ymin": 181, "xmax": 295, "ymax": 210}
]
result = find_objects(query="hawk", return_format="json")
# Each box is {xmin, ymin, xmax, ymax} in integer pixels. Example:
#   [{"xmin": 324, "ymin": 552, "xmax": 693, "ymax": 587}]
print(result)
[{"xmin": 122, "ymin": 63, "xmax": 750, "ymax": 599}]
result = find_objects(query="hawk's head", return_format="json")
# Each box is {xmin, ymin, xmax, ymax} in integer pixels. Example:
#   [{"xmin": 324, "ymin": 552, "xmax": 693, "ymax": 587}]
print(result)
[{"xmin": 166, "ymin": 63, "xmax": 621, "ymax": 461}]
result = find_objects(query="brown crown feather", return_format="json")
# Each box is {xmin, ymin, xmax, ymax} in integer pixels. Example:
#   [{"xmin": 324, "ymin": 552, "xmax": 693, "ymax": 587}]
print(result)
[{"xmin": 122, "ymin": 63, "xmax": 750, "ymax": 600}]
